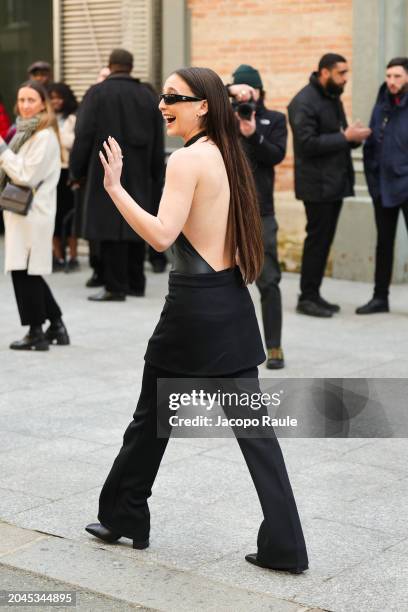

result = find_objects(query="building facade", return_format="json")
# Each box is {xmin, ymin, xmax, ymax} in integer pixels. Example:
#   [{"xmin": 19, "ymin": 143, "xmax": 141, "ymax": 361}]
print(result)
[
  {"xmin": 1, "ymin": 0, "xmax": 407, "ymax": 280},
  {"xmin": 0, "ymin": 0, "xmax": 162, "ymax": 112}
]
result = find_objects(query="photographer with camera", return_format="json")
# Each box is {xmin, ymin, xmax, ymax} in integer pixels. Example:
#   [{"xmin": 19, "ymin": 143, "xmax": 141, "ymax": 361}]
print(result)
[{"xmin": 227, "ymin": 65, "xmax": 287, "ymax": 369}]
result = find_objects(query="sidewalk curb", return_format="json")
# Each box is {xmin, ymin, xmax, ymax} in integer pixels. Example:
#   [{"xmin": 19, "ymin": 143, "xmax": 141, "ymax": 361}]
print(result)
[{"xmin": 0, "ymin": 522, "xmax": 318, "ymax": 612}]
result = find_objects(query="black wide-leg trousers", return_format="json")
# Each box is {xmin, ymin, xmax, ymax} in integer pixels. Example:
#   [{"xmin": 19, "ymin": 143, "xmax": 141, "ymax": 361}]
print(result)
[{"xmin": 98, "ymin": 363, "xmax": 308, "ymax": 569}]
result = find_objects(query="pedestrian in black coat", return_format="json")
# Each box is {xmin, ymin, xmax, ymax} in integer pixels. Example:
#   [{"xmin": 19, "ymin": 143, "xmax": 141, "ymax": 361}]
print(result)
[
  {"xmin": 288, "ymin": 53, "xmax": 370, "ymax": 317},
  {"xmin": 70, "ymin": 48, "xmax": 165, "ymax": 301},
  {"xmin": 356, "ymin": 57, "xmax": 408, "ymax": 315},
  {"xmin": 228, "ymin": 64, "xmax": 287, "ymax": 369}
]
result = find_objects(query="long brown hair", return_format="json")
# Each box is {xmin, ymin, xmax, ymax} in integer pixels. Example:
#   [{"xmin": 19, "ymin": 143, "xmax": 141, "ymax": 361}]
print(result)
[
  {"xmin": 16, "ymin": 80, "xmax": 60, "ymax": 144},
  {"xmin": 174, "ymin": 67, "xmax": 264, "ymax": 284}
]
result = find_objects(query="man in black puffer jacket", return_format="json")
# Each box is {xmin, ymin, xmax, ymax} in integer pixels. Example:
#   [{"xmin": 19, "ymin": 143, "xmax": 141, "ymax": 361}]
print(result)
[
  {"xmin": 228, "ymin": 65, "xmax": 287, "ymax": 369},
  {"xmin": 288, "ymin": 53, "xmax": 371, "ymax": 317}
]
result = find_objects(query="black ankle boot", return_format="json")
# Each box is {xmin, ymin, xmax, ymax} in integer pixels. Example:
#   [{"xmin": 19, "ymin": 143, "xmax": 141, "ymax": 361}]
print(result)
[
  {"xmin": 10, "ymin": 326, "xmax": 49, "ymax": 351},
  {"xmin": 85, "ymin": 523, "xmax": 149, "ymax": 549},
  {"xmin": 44, "ymin": 318, "xmax": 70, "ymax": 345}
]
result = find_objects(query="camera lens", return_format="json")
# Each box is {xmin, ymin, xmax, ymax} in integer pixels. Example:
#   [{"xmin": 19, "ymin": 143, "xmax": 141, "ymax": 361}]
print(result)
[{"xmin": 237, "ymin": 103, "xmax": 254, "ymax": 121}]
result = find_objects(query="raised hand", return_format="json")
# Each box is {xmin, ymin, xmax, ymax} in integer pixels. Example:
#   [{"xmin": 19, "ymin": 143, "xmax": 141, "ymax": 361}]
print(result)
[
  {"xmin": 228, "ymin": 84, "xmax": 255, "ymax": 102},
  {"xmin": 99, "ymin": 136, "xmax": 123, "ymax": 192}
]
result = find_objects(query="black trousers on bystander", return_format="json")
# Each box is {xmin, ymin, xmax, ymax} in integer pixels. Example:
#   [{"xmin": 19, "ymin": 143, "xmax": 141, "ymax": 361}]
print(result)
[
  {"xmin": 11, "ymin": 270, "xmax": 62, "ymax": 326},
  {"xmin": 372, "ymin": 198, "xmax": 408, "ymax": 299},
  {"xmin": 300, "ymin": 200, "xmax": 343, "ymax": 300},
  {"xmin": 256, "ymin": 214, "xmax": 282, "ymax": 348},
  {"xmin": 101, "ymin": 240, "xmax": 146, "ymax": 295}
]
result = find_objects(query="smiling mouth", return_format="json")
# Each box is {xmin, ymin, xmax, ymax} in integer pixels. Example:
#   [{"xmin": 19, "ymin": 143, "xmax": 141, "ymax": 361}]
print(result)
[{"xmin": 163, "ymin": 115, "xmax": 176, "ymax": 125}]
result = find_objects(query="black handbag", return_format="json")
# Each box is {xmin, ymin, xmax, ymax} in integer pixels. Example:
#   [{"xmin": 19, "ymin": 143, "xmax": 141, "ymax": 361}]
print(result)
[{"xmin": 0, "ymin": 181, "xmax": 42, "ymax": 216}]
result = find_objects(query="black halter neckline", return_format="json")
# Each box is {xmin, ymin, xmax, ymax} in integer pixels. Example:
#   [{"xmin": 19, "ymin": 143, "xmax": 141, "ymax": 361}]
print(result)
[{"xmin": 184, "ymin": 131, "xmax": 207, "ymax": 147}]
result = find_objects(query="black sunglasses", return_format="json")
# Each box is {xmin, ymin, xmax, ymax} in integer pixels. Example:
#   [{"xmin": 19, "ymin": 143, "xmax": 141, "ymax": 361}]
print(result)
[{"xmin": 159, "ymin": 93, "xmax": 204, "ymax": 105}]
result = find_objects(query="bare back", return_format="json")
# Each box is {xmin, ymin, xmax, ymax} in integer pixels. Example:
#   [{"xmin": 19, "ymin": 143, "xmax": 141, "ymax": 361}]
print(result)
[{"xmin": 181, "ymin": 139, "xmax": 231, "ymax": 271}]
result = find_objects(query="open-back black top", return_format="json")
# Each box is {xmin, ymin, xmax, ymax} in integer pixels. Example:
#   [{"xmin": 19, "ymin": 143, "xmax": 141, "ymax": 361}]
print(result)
[
  {"xmin": 171, "ymin": 232, "xmax": 216, "ymax": 274},
  {"xmin": 144, "ymin": 130, "xmax": 265, "ymax": 374}
]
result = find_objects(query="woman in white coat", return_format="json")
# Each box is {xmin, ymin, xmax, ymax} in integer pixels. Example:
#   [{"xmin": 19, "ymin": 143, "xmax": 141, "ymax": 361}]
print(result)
[{"xmin": 0, "ymin": 80, "xmax": 70, "ymax": 350}]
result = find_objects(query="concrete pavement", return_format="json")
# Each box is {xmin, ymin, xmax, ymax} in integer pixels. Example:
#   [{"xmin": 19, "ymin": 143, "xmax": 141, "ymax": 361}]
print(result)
[{"xmin": 0, "ymin": 245, "xmax": 407, "ymax": 611}]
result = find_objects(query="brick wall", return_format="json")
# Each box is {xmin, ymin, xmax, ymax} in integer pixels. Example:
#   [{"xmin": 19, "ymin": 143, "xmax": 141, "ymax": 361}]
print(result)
[{"xmin": 187, "ymin": 0, "xmax": 353, "ymax": 192}]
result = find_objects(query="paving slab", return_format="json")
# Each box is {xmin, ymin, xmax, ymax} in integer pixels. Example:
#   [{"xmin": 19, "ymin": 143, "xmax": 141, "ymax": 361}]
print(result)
[
  {"xmin": 1, "ymin": 489, "xmax": 101, "ymax": 541},
  {"xmin": 193, "ymin": 515, "xmax": 402, "ymax": 608},
  {"xmin": 384, "ymin": 536, "xmax": 408, "ymax": 554},
  {"xmin": 151, "ymin": 453, "xmax": 254, "ymax": 505},
  {"xmin": 292, "ymin": 546, "xmax": 408, "ymax": 612},
  {"xmin": 290, "ymin": 457, "xmax": 404, "ymax": 504},
  {"xmin": 337, "ymin": 438, "xmax": 408, "ymax": 473},
  {"xmin": 0, "ymin": 436, "xmax": 104, "ymax": 464},
  {"xmin": 0, "ymin": 488, "xmax": 52, "ymax": 518},
  {"xmin": 0, "ymin": 458, "xmax": 105, "ymax": 500},
  {"xmin": 1, "ymin": 246, "xmax": 408, "ymax": 611},
  {"xmin": 335, "ymin": 477, "xmax": 408, "ymax": 538},
  {"xmin": 0, "ymin": 431, "xmax": 47, "ymax": 454},
  {"xmin": 0, "ymin": 523, "xmax": 46, "ymax": 556},
  {"xmin": 0, "ymin": 565, "xmax": 150, "ymax": 611}
]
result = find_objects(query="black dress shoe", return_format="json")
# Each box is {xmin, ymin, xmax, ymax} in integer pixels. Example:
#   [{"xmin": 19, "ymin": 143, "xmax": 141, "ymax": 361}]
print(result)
[
  {"xmin": 266, "ymin": 348, "xmax": 285, "ymax": 370},
  {"xmin": 127, "ymin": 289, "xmax": 145, "ymax": 297},
  {"xmin": 85, "ymin": 272, "xmax": 104, "ymax": 288},
  {"xmin": 10, "ymin": 327, "xmax": 49, "ymax": 351},
  {"xmin": 317, "ymin": 295, "xmax": 340, "ymax": 313},
  {"xmin": 356, "ymin": 297, "xmax": 389, "ymax": 315},
  {"xmin": 44, "ymin": 319, "xmax": 70, "ymax": 345},
  {"xmin": 88, "ymin": 290, "xmax": 126, "ymax": 302},
  {"xmin": 296, "ymin": 299, "xmax": 333, "ymax": 318},
  {"xmin": 85, "ymin": 523, "xmax": 149, "ymax": 549},
  {"xmin": 245, "ymin": 553, "xmax": 307, "ymax": 574}
]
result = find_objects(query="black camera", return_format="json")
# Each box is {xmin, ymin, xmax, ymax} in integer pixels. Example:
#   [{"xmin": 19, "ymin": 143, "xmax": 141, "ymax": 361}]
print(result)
[{"xmin": 231, "ymin": 97, "xmax": 256, "ymax": 121}]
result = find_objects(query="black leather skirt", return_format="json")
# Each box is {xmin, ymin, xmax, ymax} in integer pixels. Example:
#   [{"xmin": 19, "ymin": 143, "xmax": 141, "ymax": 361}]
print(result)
[{"xmin": 144, "ymin": 267, "xmax": 265, "ymax": 376}]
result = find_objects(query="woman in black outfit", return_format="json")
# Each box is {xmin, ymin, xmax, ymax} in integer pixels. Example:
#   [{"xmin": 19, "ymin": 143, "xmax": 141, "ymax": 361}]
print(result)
[
  {"xmin": 49, "ymin": 83, "xmax": 79, "ymax": 270},
  {"xmin": 86, "ymin": 67, "xmax": 308, "ymax": 574}
]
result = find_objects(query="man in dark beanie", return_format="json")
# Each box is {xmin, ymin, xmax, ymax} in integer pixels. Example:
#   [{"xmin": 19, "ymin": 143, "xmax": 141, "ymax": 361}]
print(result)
[
  {"xmin": 288, "ymin": 54, "xmax": 371, "ymax": 317},
  {"xmin": 70, "ymin": 48, "xmax": 165, "ymax": 301},
  {"xmin": 227, "ymin": 65, "xmax": 287, "ymax": 369}
]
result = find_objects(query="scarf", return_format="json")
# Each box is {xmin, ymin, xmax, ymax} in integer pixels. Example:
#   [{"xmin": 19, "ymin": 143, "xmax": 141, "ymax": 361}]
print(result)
[{"xmin": 0, "ymin": 115, "xmax": 42, "ymax": 190}]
